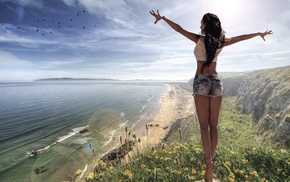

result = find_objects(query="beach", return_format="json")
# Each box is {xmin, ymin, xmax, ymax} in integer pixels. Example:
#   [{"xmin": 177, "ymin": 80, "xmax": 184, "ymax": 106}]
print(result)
[
  {"xmin": 81, "ymin": 83, "xmax": 195, "ymax": 180},
  {"xmin": 145, "ymin": 83, "xmax": 195, "ymax": 145}
]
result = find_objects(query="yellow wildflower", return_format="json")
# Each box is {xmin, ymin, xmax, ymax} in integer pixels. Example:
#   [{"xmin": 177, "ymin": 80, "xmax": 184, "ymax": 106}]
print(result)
[
  {"xmin": 225, "ymin": 161, "xmax": 232, "ymax": 166},
  {"xmin": 146, "ymin": 168, "xmax": 151, "ymax": 174},
  {"xmin": 239, "ymin": 169, "xmax": 245, "ymax": 174},
  {"xmin": 194, "ymin": 147, "xmax": 202, "ymax": 154},
  {"xmin": 87, "ymin": 172, "xmax": 95, "ymax": 180},
  {"xmin": 175, "ymin": 170, "xmax": 181, "ymax": 175},
  {"xmin": 245, "ymin": 175, "xmax": 252, "ymax": 180},
  {"xmin": 261, "ymin": 178, "xmax": 268, "ymax": 182},
  {"xmin": 124, "ymin": 169, "xmax": 133, "ymax": 180},
  {"xmin": 75, "ymin": 169, "xmax": 82, "ymax": 176},
  {"xmin": 242, "ymin": 159, "xmax": 248, "ymax": 164},
  {"xmin": 186, "ymin": 175, "xmax": 196, "ymax": 181},
  {"xmin": 228, "ymin": 172, "xmax": 235, "ymax": 182},
  {"xmin": 164, "ymin": 157, "xmax": 171, "ymax": 161},
  {"xmin": 97, "ymin": 160, "xmax": 107, "ymax": 168},
  {"xmin": 230, "ymin": 151, "xmax": 238, "ymax": 155},
  {"xmin": 182, "ymin": 167, "xmax": 189, "ymax": 172},
  {"xmin": 174, "ymin": 146, "xmax": 181, "ymax": 150},
  {"xmin": 287, "ymin": 158, "xmax": 290, "ymax": 165},
  {"xmin": 251, "ymin": 171, "xmax": 258, "ymax": 177}
]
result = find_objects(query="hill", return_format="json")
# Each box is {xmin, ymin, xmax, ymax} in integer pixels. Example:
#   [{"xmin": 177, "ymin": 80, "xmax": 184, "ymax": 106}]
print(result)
[{"xmin": 221, "ymin": 66, "xmax": 290, "ymax": 147}]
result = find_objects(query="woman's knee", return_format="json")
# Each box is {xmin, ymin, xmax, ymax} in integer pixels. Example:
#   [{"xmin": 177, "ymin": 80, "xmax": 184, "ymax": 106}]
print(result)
[
  {"xmin": 199, "ymin": 124, "xmax": 209, "ymax": 132},
  {"xmin": 209, "ymin": 123, "xmax": 218, "ymax": 131}
]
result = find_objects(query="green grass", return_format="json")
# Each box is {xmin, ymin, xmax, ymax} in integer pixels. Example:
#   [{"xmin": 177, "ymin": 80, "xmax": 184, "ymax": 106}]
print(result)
[{"xmin": 79, "ymin": 97, "xmax": 290, "ymax": 182}]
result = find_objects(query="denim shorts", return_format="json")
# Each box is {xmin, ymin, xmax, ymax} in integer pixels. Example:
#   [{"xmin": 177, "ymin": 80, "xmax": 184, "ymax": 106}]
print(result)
[{"xmin": 192, "ymin": 74, "xmax": 223, "ymax": 97}]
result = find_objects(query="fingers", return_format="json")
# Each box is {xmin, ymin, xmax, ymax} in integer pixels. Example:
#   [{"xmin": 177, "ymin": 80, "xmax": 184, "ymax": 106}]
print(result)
[
  {"xmin": 268, "ymin": 30, "xmax": 273, "ymax": 34},
  {"xmin": 150, "ymin": 10, "xmax": 158, "ymax": 15},
  {"xmin": 150, "ymin": 10, "xmax": 161, "ymax": 16},
  {"xmin": 265, "ymin": 29, "xmax": 273, "ymax": 35}
]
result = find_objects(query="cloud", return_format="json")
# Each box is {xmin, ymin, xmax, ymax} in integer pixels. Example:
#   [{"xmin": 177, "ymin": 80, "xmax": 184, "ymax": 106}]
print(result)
[
  {"xmin": 0, "ymin": 24, "xmax": 38, "ymax": 47},
  {"xmin": 62, "ymin": 0, "xmax": 76, "ymax": 6},
  {"xmin": 0, "ymin": 50, "xmax": 34, "ymax": 68},
  {"xmin": 0, "ymin": 0, "xmax": 43, "ymax": 7}
]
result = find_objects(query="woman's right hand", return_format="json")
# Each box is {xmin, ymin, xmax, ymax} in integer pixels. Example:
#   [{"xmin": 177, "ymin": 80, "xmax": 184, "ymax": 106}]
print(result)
[
  {"xmin": 150, "ymin": 10, "xmax": 163, "ymax": 24},
  {"xmin": 259, "ymin": 29, "xmax": 273, "ymax": 41}
]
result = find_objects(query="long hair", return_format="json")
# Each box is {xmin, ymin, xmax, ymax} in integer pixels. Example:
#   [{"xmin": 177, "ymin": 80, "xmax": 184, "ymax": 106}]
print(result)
[{"xmin": 201, "ymin": 13, "xmax": 225, "ymax": 73}]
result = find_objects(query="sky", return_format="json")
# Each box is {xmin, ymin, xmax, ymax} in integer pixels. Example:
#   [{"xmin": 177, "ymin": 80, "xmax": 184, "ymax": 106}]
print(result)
[{"xmin": 0, "ymin": 0, "xmax": 289, "ymax": 81}]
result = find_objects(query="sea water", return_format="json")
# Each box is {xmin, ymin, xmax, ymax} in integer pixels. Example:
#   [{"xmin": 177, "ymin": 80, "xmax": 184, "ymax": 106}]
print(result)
[{"xmin": 0, "ymin": 81, "xmax": 166, "ymax": 182}]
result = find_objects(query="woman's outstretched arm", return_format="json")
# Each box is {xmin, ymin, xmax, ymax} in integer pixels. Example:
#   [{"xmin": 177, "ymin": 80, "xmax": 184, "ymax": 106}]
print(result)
[
  {"xmin": 224, "ymin": 30, "xmax": 273, "ymax": 46},
  {"xmin": 150, "ymin": 10, "xmax": 199, "ymax": 43}
]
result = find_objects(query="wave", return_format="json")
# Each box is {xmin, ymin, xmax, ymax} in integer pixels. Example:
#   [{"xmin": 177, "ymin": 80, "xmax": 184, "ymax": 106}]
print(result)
[
  {"xmin": 100, "ymin": 129, "xmax": 117, "ymax": 149},
  {"xmin": 99, "ymin": 119, "xmax": 129, "ymax": 150},
  {"xmin": 57, "ymin": 125, "xmax": 89, "ymax": 143},
  {"xmin": 0, "ymin": 125, "xmax": 89, "ymax": 174},
  {"xmin": 119, "ymin": 120, "xmax": 129, "ymax": 128},
  {"xmin": 148, "ymin": 94, "xmax": 155, "ymax": 101},
  {"xmin": 140, "ymin": 104, "xmax": 146, "ymax": 113}
]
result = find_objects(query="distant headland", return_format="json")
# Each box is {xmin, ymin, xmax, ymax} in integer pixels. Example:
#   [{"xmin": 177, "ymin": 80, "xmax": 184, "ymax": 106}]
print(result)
[{"xmin": 34, "ymin": 77, "xmax": 119, "ymax": 81}]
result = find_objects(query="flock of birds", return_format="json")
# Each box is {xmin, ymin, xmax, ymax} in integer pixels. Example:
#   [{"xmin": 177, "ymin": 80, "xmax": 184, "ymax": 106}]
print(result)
[{"xmin": 17, "ymin": 10, "xmax": 97, "ymax": 36}]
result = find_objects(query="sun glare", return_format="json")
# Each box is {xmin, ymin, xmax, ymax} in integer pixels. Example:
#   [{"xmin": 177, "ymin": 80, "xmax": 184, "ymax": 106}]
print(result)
[{"xmin": 203, "ymin": 0, "xmax": 257, "ymax": 31}]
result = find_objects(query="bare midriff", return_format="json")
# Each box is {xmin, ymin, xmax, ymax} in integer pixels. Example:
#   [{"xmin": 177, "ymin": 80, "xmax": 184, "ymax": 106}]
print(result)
[{"xmin": 195, "ymin": 61, "xmax": 218, "ymax": 75}]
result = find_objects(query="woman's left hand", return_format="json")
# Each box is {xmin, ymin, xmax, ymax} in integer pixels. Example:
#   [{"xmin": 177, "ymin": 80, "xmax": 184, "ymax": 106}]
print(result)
[{"xmin": 260, "ymin": 29, "xmax": 273, "ymax": 41}]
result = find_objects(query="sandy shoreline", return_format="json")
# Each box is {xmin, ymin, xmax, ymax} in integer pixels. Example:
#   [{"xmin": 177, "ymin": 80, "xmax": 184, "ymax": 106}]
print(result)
[
  {"xmin": 81, "ymin": 83, "xmax": 195, "ymax": 180},
  {"xmin": 145, "ymin": 83, "xmax": 195, "ymax": 146}
]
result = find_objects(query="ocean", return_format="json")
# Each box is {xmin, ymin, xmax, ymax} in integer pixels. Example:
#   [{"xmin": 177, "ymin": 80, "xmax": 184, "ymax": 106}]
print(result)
[{"xmin": 0, "ymin": 81, "xmax": 167, "ymax": 182}]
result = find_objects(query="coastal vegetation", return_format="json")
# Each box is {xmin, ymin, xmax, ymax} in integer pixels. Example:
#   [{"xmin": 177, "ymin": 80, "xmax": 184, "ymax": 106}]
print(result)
[
  {"xmin": 71, "ymin": 66, "xmax": 290, "ymax": 181},
  {"xmin": 77, "ymin": 97, "xmax": 290, "ymax": 181}
]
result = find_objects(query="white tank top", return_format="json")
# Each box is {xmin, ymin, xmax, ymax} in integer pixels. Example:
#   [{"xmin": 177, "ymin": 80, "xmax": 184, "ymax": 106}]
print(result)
[{"xmin": 194, "ymin": 37, "xmax": 223, "ymax": 62}]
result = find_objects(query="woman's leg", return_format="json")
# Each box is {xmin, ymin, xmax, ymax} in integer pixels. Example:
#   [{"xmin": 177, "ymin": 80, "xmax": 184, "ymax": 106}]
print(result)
[
  {"xmin": 194, "ymin": 95, "xmax": 211, "ymax": 161},
  {"xmin": 209, "ymin": 96, "xmax": 222, "ymax": 159},
  {"xmin": 195, "ymin": 94, "xmax": 214, "ymax": 181}
]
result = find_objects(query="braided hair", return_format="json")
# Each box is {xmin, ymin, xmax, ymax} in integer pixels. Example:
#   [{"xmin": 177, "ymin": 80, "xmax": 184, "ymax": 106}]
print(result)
[{"xmin": 201, "ymin": 13, "xmax": 225, "ymax": 73}]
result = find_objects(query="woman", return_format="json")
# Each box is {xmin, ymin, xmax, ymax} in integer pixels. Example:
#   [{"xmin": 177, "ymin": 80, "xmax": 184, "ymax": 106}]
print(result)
[{"xmin": 150, "ymin": 10, "xmax": 272, "ymax": 181}]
